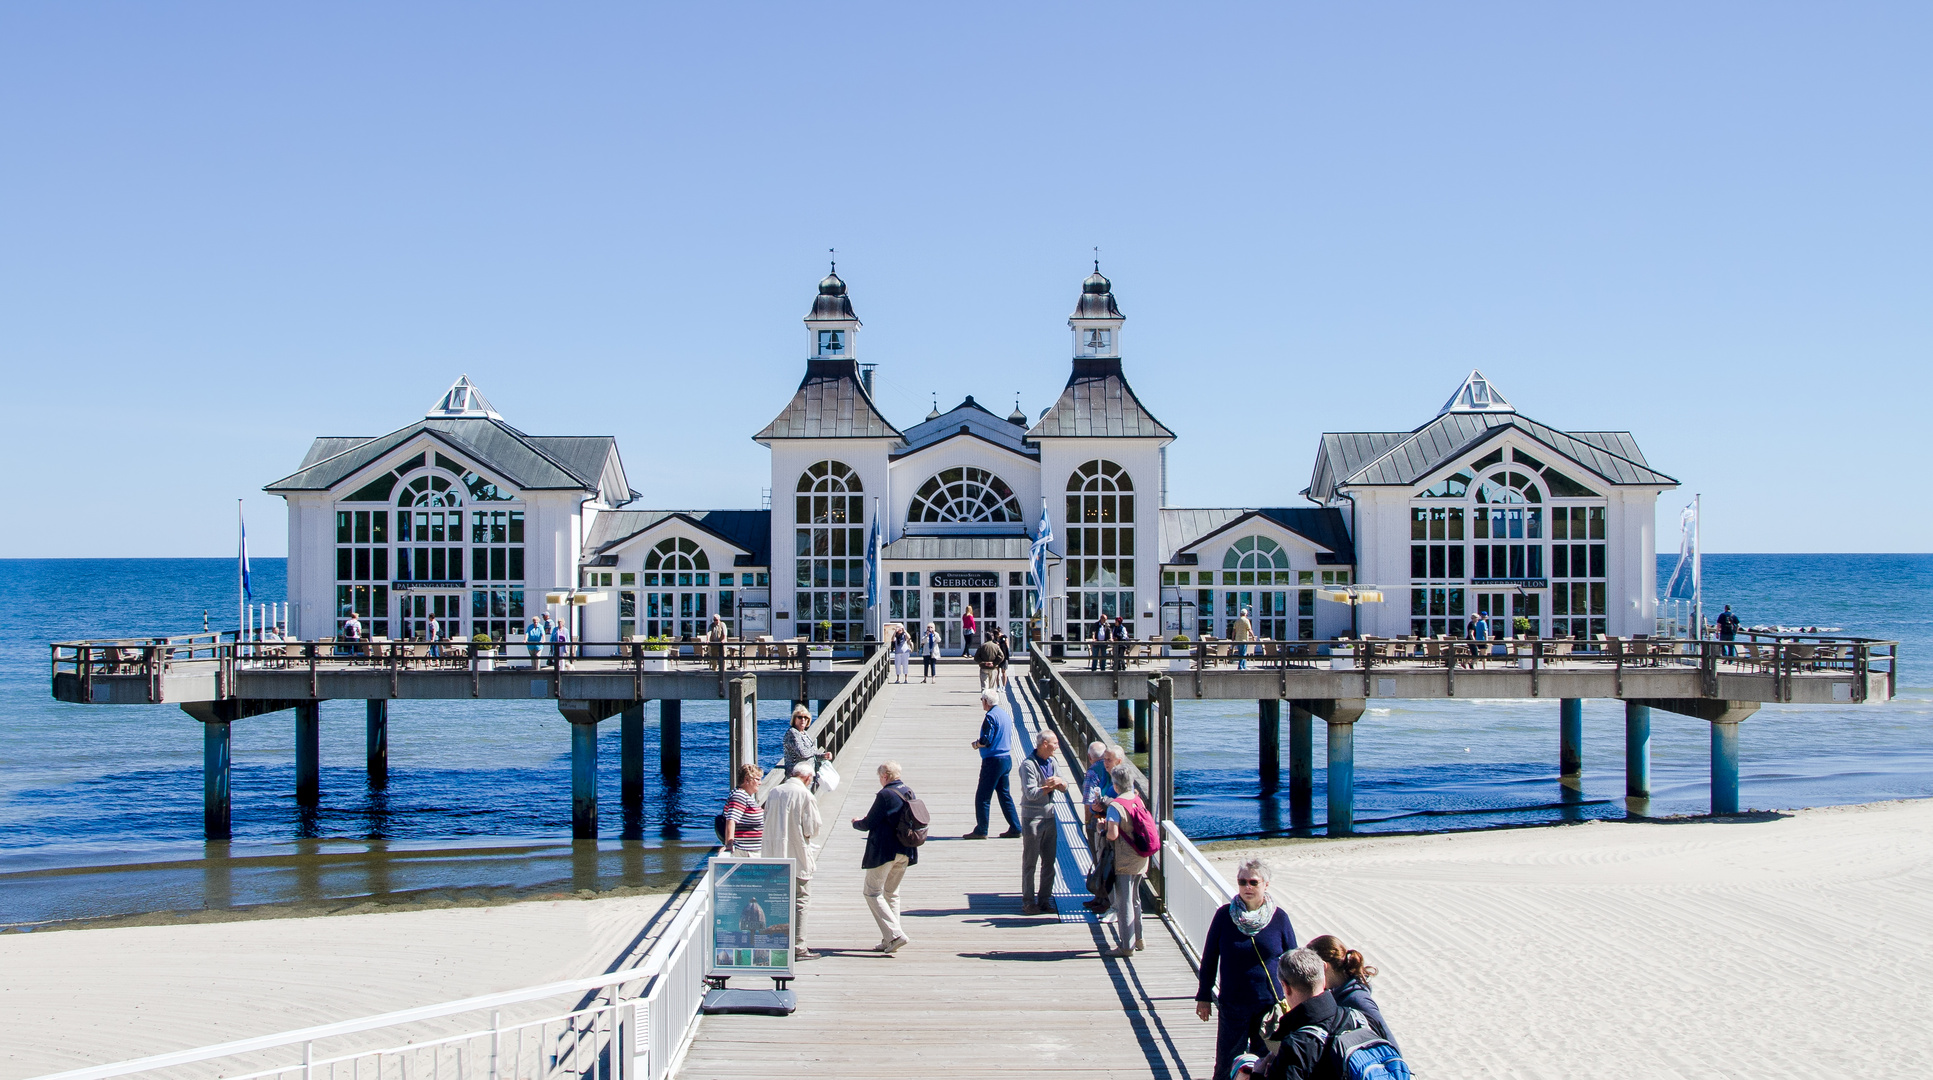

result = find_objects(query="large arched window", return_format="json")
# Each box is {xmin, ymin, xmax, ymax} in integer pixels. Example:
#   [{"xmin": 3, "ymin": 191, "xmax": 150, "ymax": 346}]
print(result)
[
  {"xmin": 794, "ymin": 460, "xmax": 867, "ymax": 642},
  {"xmin": 1217, "ymin": 536, "xmax": 1298, "ymax": 641},
  {"xmin": 1064, "ymin": 460, "xmax": 1135, "ymax": 642},
  {"xmin": 909, "ymin": 467, "xmax": 1022, "ymax": 523},
  {"xmin": 644, "ymin": 537, "xmax": 711, "ymax": 638}
]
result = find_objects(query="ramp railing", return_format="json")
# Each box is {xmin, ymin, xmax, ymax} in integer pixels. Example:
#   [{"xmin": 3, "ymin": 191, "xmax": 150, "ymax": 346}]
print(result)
[{"xmin": 1160, "ymin": 821, "xmax": 1235, "ymax": 971}]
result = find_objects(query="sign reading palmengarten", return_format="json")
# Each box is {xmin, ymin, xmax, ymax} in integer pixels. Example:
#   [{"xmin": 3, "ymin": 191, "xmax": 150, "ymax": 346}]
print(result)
[{"xmin": 706, "ymin": 857, "xmax": 795, "ymax": 978}]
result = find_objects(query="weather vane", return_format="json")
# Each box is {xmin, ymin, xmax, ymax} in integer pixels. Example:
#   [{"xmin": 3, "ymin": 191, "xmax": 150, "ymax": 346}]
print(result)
[{"xmin": 829, "ymin": 247, "xmax": 836, "ymax": 274}]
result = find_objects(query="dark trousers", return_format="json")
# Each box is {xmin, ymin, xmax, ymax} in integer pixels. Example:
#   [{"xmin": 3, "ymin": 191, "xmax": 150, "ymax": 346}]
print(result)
[
  {"xmin": 974, "ymin": 754, "xmax": 1019, "ymax": 834},
  {"xmin": 1214, "ymin": 1007, "xmax": 1267, "ymax": 1080},
  {"xmin": 1020, "ymin": 814, "xmax": 1057, "ymax": 906},
  {"xmin": 922, "ymin": 654, "xmax": 936, "ymax": 677}
]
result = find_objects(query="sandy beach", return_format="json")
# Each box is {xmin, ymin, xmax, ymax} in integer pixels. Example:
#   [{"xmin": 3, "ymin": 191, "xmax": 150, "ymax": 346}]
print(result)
[
  {"xmin": 0, "ymin": 891, "xmax": 672, "ymax": 1080},
  {"xmin": 1205, "ymin": 798, "xmax": 1933, "ymax": 1077}
]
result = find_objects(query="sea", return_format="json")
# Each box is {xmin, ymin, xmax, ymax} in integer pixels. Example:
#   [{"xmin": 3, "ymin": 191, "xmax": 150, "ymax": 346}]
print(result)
[{"xmin": 1, "ymin": 555, "xmax": 1927, "ymax": 928}]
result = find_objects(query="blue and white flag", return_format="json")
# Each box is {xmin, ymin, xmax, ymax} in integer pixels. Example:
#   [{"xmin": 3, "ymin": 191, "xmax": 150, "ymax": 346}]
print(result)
[
  {"xmin": 1029, "ymin": 501, "xmax": 1053, "ymax": 616},
  {"xmin": 864, "ymin": 509, "xmax": 882, "ymax": 610},
  {"xmin": 1663, "ymin": 500, "xmax": 1697, "ymax": 601},
  {"xmin": 239, "ymin": 505, "xmax": 253, "ymax": 601}
]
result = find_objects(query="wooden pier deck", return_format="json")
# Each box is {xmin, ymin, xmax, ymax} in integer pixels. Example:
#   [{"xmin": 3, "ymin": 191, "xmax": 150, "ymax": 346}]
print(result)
[{"xmin": 675, "ymin": 660, "xmax": 1214, "ymax": 1079}]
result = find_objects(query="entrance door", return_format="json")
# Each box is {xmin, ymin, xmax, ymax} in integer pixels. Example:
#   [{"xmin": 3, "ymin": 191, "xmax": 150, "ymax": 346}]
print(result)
[
  {"xmin": 1255, "ymin": 590, "xmax": 1288, "ymax": 640},
  {"xmin": 401, "ymin": 592, "xmax": 463, "ymax": 642},
  {"xmin": 645, "ymin": 590, "xmax": 709, "ymax": 639},
  {"xmin": 938, "ymin": 591, "xmax": 963, "ymax": 653},
  {"xmin": 1474, "ymin": 591, "xmax": 1508, "ymax": 641}
]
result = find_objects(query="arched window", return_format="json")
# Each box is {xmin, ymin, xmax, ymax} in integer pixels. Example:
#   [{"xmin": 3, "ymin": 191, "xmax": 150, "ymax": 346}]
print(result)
[
  {"xmin": 1217, "ymin": 536, "xmax": 1299, "ymax": 641},
  {"xmin": 643, "ymin": 537, "xmax": 711, "ymax": 638},
  {"xmin": 1475, "ymin": 471, "xmax": 1541, "ymax": 505},
  {"xmin": 399, "ymin": 474, "xmax": 464, "ymax": 507},
  {"xmin": 794, "ymin": 460, "xmax": 867, "ymax": 642},
  {"xmin": 1064, "ymin": 460, "xmax": 1136, "ymax": 642},
  {"xmin": 1223, "ymin": 536, "xmax": 1290, "ymax": 577},
  {"xmin": 909, "ymin": 467, "xmax": 1022, "ymax": 523},
  {"xmin": 646, "ymin": 537, "xmax": 710, "ymax": 572}
]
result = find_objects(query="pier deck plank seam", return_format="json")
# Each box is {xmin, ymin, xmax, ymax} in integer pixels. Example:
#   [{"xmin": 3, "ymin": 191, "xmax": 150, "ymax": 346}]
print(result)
[{"xmin": 674, "ymin": 661, "xmax": 1214, "ymax": 1078}]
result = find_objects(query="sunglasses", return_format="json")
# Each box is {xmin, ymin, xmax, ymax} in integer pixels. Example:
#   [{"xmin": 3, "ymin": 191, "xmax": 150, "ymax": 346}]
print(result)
[{"xmin": 1237, "ymin": 878, "xmax": 1264, "ymax": 886}]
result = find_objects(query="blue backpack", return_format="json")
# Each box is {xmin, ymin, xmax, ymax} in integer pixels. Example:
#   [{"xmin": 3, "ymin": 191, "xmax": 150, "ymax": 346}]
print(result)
[{"xmin": 1296, "ymin": 1007, "xmax": 1411, "ymax": 1080}]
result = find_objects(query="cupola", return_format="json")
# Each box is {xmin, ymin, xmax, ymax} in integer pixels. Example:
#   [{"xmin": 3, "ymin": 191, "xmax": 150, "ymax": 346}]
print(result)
[{"xmin": 1068, "ymin": 260, "xmax": 1124, "ymax": 363}]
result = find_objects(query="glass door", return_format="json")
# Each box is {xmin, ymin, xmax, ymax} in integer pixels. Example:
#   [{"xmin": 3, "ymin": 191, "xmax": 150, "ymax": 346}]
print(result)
[
  {"xmin": 1256, "ymin": 590, "xmax": 1288, "ymax": 640},
  {"xmin": 939, "ymin": 591, "xmax": 963, "ymax": 653},
  {"xmin": 401, "ymin": 592, "xmax": 463, "ymax": 642},
  {"xmin": 645, "ymin": 590, "xmax": 709, "ymax": 639},
  {"xmin": 1474, "ymin": 591, "xmax": 1508, "ymax": 640}
]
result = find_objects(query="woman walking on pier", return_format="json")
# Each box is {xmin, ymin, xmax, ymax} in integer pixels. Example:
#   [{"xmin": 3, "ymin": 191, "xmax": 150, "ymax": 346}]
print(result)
[
  {"xmin": 1194, "ymin": 858, "xmax": 1297, "ymax": 1080},
  {"xmin": 784, "ymin": 706, "xmax": 830, "ymax": 787},
  {"xmin": 921, "ymin": 623, "xmax": 939, "ymax": 682}
]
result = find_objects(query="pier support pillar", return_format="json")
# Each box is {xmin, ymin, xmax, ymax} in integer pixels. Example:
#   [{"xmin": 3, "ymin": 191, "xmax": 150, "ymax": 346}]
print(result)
[
  {"xmin": 365, "ymin": 700, "xmax": 388, "ymax": 789},
  {"xmin": 1306, "ymin": 700, "xmax": 1366, "ymax": 837},
  {"xmin": 1132, "ymin": 697, "xmax": 1150, "ymax": 755},
  {"xmin": 294, "ymin": 701, "xmax": 321, "ymax": 806},
  {"xmin": 570, "ymin": 720, "xmax": 599, "ymax": 840},
  {"xmin": 1119, "ymin": 699, "xmax": 1133, "ymax": 731},
  {"xmin": 729, "ymin": 677, "xmax": 758, "ymax": 785},
  {"xmin": 1711, "ymin": 721, "xmax": 1740, "ymax": 815},
  {"xmin": 1288, "ymin": 703, "xmax": 1314, "ymax": 828},
  {"xmin": 621, "ymin": 703, "xmax": 645, "ymax": 807},
  {"xmin": 203, "ymin": 720, "xmax": 231, "ymax": 841},
  {"xmin": 1625, "ymin": 702, "xmax": 1652, "ymax": 800},
  {"xmin": 660, "ymin": 699, "xmax": 682, "ymax": 779},
  {"xmin": 1258, "ymin": 699, "xmax": 1281, "ymax": 794},
  {"xmin": 1559, "ymin": 698, "xmax": 1583, "ymax": 778}
]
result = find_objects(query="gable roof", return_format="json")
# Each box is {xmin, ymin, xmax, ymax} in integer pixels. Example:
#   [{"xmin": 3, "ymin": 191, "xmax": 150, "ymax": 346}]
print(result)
[
  {"xmin": 1025, "ymin": 358, "xmax": 1174, "ymax": 439},
  {"xmin": 1159, "ymin": 507, "xmax": 1355, "ymax": 566},
  {"xmin": 1306, "ymin": 411, "xmax": 1676, "ymax": 503},
  {"xmin": 267, "ymin": 418, "xmax": 632, "ymax": 502},
  {"xmin": 583, "ymin": 509, "xmax": 772, "ymax": 567},
  {"xmin": 896, "ymin": 395, "xmax": 1036, "ymax": 459},
  {"xmin": 755, "ymin": 358, "xmax": 902, "ymax": 441}
]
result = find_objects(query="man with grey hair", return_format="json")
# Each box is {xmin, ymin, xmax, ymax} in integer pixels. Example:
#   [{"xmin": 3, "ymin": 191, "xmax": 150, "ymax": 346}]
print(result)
[
  {"xmin": 1017, "ymin": 731, "xmax": 1069, "ymax": 914},
  {"xmin": 1237, "ymin": 948, "xmax": 1360, "ymax": 1080},
  {"xmin": 853, "ymin": 760, "xmax": 919, "ymax": 952},
  {"xmin": 762, "ymin": 759, "xmax": 823, "ymax": 959},
  {"xmin": 964, "ymin": 687, "xmax": 1021, "ymax": 839}
]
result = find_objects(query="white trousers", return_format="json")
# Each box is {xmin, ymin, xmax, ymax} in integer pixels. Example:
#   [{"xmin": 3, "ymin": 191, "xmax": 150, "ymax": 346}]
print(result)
[{"xmin": 863, "ymin": 854, "xmax": 911, "ymax": 943}]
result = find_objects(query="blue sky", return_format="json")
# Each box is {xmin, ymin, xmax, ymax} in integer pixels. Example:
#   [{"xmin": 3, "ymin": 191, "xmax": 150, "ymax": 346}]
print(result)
[{"xmin": 2, "ymin": 3, "xmax": 1927, "ymax": 557}]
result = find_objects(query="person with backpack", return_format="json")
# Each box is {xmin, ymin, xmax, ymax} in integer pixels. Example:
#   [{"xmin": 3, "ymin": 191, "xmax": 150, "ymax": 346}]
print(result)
[
  {"xmin": 852, "ymin": 759, "xmax": 925, "ymax": 953},
  {"xmin": 964, "ymin": 688, "xmax": 1022, "ymax": 839},
  {"xmin": 1238, "ymin": 948, "xmax": 1408, "ymax": 1080},
  {"xmin": 1196, "ymin": 859, "xmax": 1298, "ymax": 1080},
  {"xmin": 1307, "ymin": 935, "xmax": 1398, "ymax": 1052},
  {"xmin": 1103, "ymin": 762, "xmax": 1156, "ymax": 957}
]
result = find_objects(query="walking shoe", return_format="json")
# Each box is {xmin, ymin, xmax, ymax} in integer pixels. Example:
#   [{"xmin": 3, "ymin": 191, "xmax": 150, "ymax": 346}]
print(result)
[
  {"xmin": 997, "ymin": 828, "xmax": 1022, "ymax": 838},
  {"xmin": 884, "ymin": 935, "xmax": 910, "ymax": 954},
  {"xmin": 1041, "ymin": 900, "xmax": 1058, "ymax": 915},
  {"xmin": 795, "ymin": 947, "xmax": 817, "ymax": 960},
  {"xmin": 1082, "ymin": 898, "xmax": 1110, "ymax": 912},
  {"xmin": 1106, "ymin": 946, "xmax": 1134, "ymax": 958},
  {"xmin": 961, "ymin": 831, "xmax": 988, "ymax": 840},
  {"xmin": 1134, "ymin": 939, "xmax": 1144, "ymax": 951},
  {"xmin": 1020, "ymin": 902, "xmax": 1039, "ymax": 916}
]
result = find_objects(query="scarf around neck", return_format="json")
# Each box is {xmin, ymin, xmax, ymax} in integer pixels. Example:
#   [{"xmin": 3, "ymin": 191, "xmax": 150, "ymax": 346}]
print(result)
[{"xmin": 1230, "ymin": 896, "xmax": 1277, "ymax": 937}]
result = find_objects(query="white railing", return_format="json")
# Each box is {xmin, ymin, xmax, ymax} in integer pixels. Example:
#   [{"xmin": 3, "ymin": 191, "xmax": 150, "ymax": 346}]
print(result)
[
  {"xmin": 1161, "ymin": 820, "xmax": 1234, "ymax": 970},
  {"xmin": 31, "ymin": 889, "xmax": 713, "ymax": 1080}
]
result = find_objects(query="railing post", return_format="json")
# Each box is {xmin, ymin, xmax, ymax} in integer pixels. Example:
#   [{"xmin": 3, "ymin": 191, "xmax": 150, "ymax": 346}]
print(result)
[{"xmin": 491, "ymin": 1010, "xmax": 503, "ymax": 1080}]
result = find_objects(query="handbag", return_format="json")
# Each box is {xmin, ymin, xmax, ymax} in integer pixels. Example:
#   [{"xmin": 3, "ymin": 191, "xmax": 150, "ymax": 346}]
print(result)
[
  {"xmin": 815, "ymin": 760, "xmax": 841, "ymax": 792},
  {"xmin": 1251, "ymin": 933, "xmax": 1289, "ymax": 1052}
]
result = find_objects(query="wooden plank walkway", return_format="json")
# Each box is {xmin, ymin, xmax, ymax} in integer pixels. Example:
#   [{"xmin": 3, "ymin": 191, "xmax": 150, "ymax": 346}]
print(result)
[{"xmin": 675, "ymin": 659, "xmax": 1215, "ymax": 1079}]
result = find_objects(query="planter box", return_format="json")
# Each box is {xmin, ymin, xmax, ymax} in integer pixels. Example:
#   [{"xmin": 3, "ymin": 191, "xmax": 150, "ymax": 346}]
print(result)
[
  {"xmin": 475, "ymin": 655, "xmax": 496, "ymax": 672},
  {"xmin": 640, "ymin": 654, "xmax": 672, "ymax": 672},
  {"xmin": 807, "ymin": 650, "xmax": 834, "ymax": 673},
  {"xmin": 1167, "ymin": 658, "xmax": 1194, "ymax": 672},
  {"xmin": 1330, "ymin": 646, "xmax": 1356, "ymax": 671}
]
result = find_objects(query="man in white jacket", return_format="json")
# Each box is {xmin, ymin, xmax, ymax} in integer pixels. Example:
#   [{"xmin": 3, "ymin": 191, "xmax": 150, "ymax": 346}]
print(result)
[{"xmin": 762, "ymin": 760, "xmax": 824, "ymax": 960}]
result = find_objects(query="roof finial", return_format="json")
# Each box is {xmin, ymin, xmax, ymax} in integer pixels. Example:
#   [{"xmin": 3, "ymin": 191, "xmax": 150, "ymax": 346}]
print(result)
[
  {"xmin": 1093, "ymin": 246, "xmax": 1100, "ymax": 273},
  {"xmin": 829, "ymin": 247, "xmax": 836, "ymax": 275}
]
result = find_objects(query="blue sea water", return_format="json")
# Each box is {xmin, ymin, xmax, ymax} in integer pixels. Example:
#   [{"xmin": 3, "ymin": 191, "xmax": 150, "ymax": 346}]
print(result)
[{"xmin": 0, "ymin": 555, "xmax": 1927, "ymax": 926}]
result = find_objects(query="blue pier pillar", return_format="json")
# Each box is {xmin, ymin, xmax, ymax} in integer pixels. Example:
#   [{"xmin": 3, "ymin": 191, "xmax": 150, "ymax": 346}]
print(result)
[
  {"xmin": 571, "ymin": 720, "xmax": 599, "ymax": 839},
  {"xmin": 1288, "ymin": 704, "xmax": 1314, "ymax": 829},
  {"xmin": 1120, "ymin": 699, "xmax": 1133, "ymax": 730},
  {"xmin": 203, "ymin": 720, "xmax": 231, "ymax": 840},
  {"xmin": 1559, "ymin": 698, "xmax": 1583, "ymax": 778},
  {"xmin": 1258, "ymin": 699, "xmax": 1281, "ymax": 794},
  {"xmin": 365, "ymin": 700, "xmax": 388, "ymax": 789},
  {"xmin": 1625, "ymin": 702, "xmax": 1652, "ymax": 799},
  {"xmin": 621, "ymin": 703, "xmax": 645, "ymax": 807},
  {"xmin": 1711, "ymin": 720, "xmax": 1740, "ymax": 815},
  {"xmin": 295, "ymin": 702, "xmax": 321, "ymax": 806},
  {"xmin": 1326, "ymin": 717, "xmax": 1355, "ymax": 836},
  {"xmin": 1133, "ymin": 699, "xmax": 1150, "ymax": 755},
  {"xmin": 659, "ymin": 699, "xmax": 681, "ymax": 780}
]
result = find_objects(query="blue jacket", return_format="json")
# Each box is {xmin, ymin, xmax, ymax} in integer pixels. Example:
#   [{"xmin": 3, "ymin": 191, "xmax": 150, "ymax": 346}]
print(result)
[
  {"xmin": 1194, "ymin": 903, "xmax": 1297, "ymax": 1016},
  {"xmin": 1333, "ymin": 977, "xmax": 1398, "ymax": 1051},
  {"xmin": 978, "ymin": 705, "xmax": 1015, "ymax": 758}
]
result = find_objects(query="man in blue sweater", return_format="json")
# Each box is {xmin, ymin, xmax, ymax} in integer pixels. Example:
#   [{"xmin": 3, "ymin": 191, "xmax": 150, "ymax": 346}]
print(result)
[{"xmin": 964, "ymin": 688, "xmax": 1022, "ymax": 839}]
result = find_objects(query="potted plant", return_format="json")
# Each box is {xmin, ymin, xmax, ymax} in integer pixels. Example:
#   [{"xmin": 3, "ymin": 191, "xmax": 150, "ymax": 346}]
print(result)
[
  {"xmin": 471, "ymin": 632, "xmax": 497, "ymax": 672},
  {"xmin": 808, "ymin": 624, "xmax": 835, "ymax": 671},
  {"xmin": 1167, "ymin": 634, "xmax": 1194, "ymax": 670},
  {"xmin": 638, "ymin": 635, "xmax": 676, "ymax": 672},
  {"xmin": 1513, "ymin": 616, "xmax": 1533, "ymax": 639}
]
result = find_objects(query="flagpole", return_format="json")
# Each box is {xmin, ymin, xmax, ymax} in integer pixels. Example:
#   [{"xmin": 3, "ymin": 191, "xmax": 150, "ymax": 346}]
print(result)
[
  {"xmin": 237, "ymin": 500, "xmax": 245, "ymax": 650},
  {"xmin": 1692, "ymin": 493, "xmax": 1703, "ymax": 640}
]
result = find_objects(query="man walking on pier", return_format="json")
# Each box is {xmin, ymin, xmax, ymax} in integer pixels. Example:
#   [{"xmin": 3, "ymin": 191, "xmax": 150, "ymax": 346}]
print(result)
[
  {"xmin": 1018, "ymin": 732, "xmax": 1068, "ymax": 914},
  {"xmin": 853, "ymin": 760, "xmax": 920, "ymax": 953},
  {"xmin": 764, "ymin": 760, "xmax": 822, "ymax": 960},
  {"xmin": 965, "ymin": 688, "xmax": 1021, "ymax": 839}
]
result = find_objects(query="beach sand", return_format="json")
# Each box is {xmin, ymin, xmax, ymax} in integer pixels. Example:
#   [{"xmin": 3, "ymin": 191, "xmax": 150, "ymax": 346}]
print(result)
[
  {"xmin": 0, "ymin": 891, "xmax": 672, "ymax": 1080},
  {"xmin": 1204, "ymin": 798, "xmax": 1933, "ymax": 1077}
]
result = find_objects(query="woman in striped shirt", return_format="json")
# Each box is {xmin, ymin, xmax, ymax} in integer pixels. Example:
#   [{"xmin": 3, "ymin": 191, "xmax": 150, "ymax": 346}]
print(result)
[{"xmin": 721, "ymin": 762, "xmax": 765, "ymax": 856}]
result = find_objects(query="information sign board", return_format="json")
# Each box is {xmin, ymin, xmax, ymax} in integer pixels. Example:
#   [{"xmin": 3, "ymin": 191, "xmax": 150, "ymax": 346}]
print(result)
[{"xmin": 705, "ymin": 856, "xmax": 795, "ymax": 978}]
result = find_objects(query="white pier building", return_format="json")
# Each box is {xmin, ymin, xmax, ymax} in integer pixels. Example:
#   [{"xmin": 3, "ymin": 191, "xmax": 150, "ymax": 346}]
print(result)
[{"xmin": 268, "ymin": 268, "xmax": 1675, "ymax": 651}]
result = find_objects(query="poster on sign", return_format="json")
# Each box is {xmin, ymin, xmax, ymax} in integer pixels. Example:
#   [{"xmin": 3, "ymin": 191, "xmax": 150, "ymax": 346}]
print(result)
[{"xmin": 706, "ymin": 856, "xmax": 795, "ymax": 978}]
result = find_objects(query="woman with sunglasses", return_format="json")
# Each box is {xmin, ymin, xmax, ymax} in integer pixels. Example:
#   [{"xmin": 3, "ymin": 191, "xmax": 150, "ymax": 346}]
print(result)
[{"xmin": 1194, "ymin": 858, "xmax": 1297, "ymax": 1080}]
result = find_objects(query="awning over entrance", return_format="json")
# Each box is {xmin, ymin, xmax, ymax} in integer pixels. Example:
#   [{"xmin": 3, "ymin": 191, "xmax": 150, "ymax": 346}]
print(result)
[{"xmin": 882, "ymin": 536, "xmax": 1034, "ymax": 561}]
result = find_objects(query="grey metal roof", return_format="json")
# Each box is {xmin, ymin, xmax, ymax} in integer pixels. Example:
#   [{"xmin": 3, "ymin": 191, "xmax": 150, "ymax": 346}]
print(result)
[
  {"xmin": 896, "ymin": 396, "xmax": 1035, "ymax": 459},
  {"xmin": 1306, "ymin": 412, "xmax": 1676, "ymax": 503},
  {"xmin": 882, "ymin": 535, "xmax": 1039, "ymax": 561},
  {"xmin": 1159, "ymin": 508, "xmax": 1354, "ymax": 566},
  {"xmin": 1071, "ymin": 269, "xmax": 1123, "ymax": 319},
  {"xmin": 755, "ymin": 359, "xmax": 902, "ymax": 441},
  {"xmin": 1024, "ymin": 359, "xmax": 1174, "ymax": 440},
  {"xmin": 267, "ymin": 418, "xmax": 630, "ymax": 501},
  {"xmin": 584, "ymin": 509, "xmax": 772, "ymax": 567}
]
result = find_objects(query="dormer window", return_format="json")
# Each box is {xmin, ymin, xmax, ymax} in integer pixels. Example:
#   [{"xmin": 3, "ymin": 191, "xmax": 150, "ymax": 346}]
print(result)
[
  {"xmin": 1083, "ymin": 329, "xmax": 1112, "ymax": 354},
  {"xmin": 817, "ymin": 330, "xmax": 846, "ymax": 357}
]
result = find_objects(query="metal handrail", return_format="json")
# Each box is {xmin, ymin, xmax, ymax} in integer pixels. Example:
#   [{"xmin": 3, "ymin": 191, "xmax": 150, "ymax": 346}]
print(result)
[
  {"xmin": 1160, "ymin": 821, "xmax": 1235, "ymax": 972},
  {"xmin": 29, "ymin": 885, "xmax": 714, "ymax": 1080}
]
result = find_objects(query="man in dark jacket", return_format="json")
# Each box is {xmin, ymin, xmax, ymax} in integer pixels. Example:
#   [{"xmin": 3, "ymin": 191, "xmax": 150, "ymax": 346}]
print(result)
[
  {"xmin": 975, "ymin": 636, "xmax": 1003, "ymax": 690},
  {"xmin": 852, "ymin": 760, "xmax": 918, "ymax": 953},
  {"xmin": 1243, "ymin": 948, "xmax": 1359, "ymax": 1080}
]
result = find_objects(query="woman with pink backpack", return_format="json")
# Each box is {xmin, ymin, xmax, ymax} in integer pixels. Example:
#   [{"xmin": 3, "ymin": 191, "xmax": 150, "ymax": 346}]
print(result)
[{"xmin": 1102, "ymin": 763, "xmax": 1159, "ymax": 958}]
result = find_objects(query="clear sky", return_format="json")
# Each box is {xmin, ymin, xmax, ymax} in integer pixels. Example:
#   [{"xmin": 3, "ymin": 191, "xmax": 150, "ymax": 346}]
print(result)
[{"xmin": 2, "ymin": 3, "xmax": 1927, "ymax": 557}]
